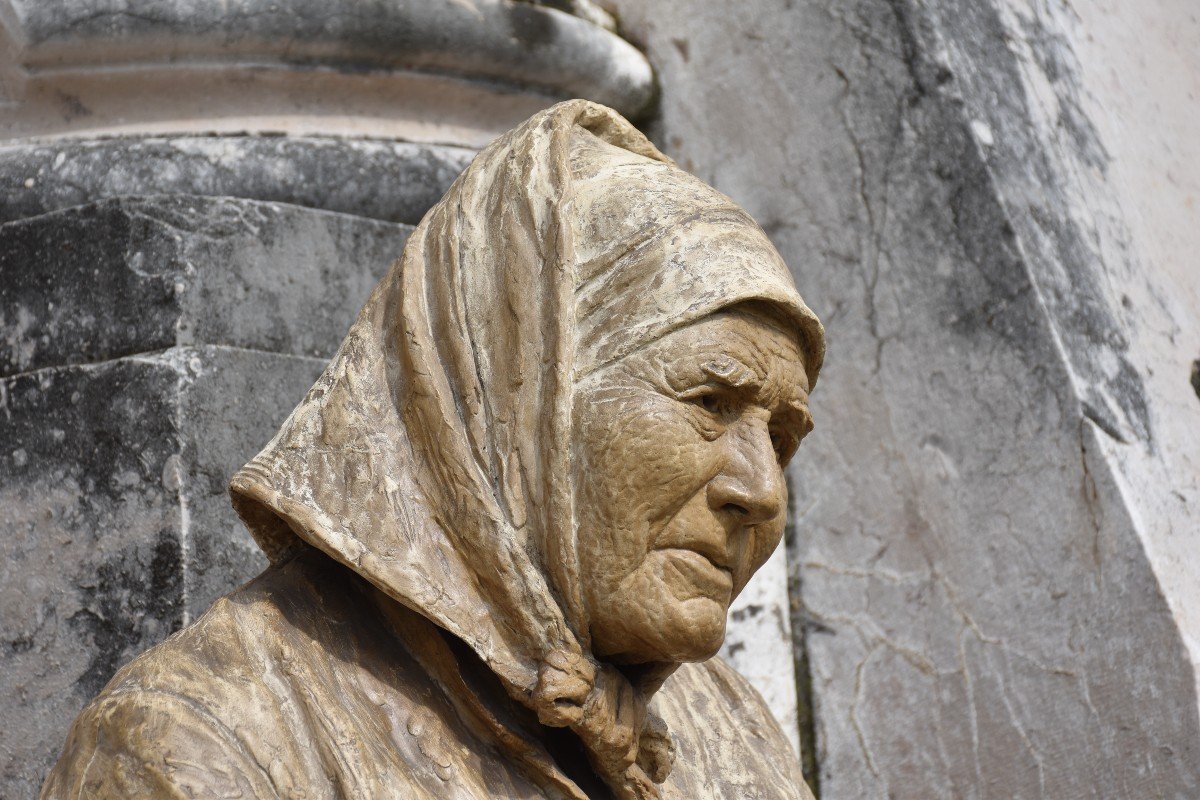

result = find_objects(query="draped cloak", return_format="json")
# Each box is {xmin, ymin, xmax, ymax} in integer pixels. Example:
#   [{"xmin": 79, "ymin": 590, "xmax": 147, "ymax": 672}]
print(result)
[{"xmin": 41, "ymin": 100, "xmax": 823, "ymax": 800}]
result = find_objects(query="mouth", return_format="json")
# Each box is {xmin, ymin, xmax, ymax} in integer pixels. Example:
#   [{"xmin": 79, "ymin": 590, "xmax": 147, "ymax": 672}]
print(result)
[{"xmin": 657, "ymin": 547, "xmax": 734, "ymax": 600}]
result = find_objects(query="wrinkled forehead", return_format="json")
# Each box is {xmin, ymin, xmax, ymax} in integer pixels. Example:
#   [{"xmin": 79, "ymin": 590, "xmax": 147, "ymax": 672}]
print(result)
[{"xmin": 649, "ymin": 309, "xmax": 813, "ymax": 397}]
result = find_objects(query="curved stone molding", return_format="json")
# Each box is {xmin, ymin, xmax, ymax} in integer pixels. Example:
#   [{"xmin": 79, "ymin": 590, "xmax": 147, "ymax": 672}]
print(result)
[
  {"xmin": 0, "ymin": 135, "xmax": 476, "ymax": 225},
  {"xmin": 0, "ymin": 0, "xmax": 655, "ymax": 144}
]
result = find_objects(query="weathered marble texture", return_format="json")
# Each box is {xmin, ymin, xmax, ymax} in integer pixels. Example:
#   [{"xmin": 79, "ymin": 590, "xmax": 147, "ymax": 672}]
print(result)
[
  {"xmin": 0, "ymin": 344, "xmax": 330, "ymax": 797},
  {"xmin": 0, "ymin": 137, "xmax": 474, "ymax": 226},
  {"xmin": 0, "ymin": 197, "xmax": 413, "ymax": 797},
  {"xmin": 1, "ymin": 0, "xmax": 648, "ymax": 112},
  {"xmin": 0, "ymin": 0, "xmax": 654, "ymax": 144},
  {"xmin": 611, "ymin": 0, "xmax": 1200, "ymax": 796},
  {"xmin": 0, "ymin": 196, "xmax": 413, "ymax": 375}
]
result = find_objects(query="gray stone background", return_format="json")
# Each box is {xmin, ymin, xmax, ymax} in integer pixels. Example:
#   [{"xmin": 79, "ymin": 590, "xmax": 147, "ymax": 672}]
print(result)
[{"xmin": 3, "ymin": 1, "xmax": 1199, "ymax": 798}]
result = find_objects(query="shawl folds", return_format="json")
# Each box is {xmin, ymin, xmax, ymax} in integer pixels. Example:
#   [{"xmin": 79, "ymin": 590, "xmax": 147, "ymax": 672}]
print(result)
[{"xmin": 230, "ymin": 100, "xmax": 824, "ymax": 799}]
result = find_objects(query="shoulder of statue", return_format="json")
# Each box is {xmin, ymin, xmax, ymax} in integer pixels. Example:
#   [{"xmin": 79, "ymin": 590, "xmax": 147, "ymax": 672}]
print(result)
[
  {"xmin": 651, "ymin": 658, "xmax": 812, "ymax": 799},
  {"xmin": 41, "ymin": 685, "xmax": 278, "ymax": 800}
]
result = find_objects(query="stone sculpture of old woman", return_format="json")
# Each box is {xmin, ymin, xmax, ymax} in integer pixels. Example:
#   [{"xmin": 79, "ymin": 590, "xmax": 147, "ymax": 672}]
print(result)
[{"xmin": 42, "ymin": 101, "xmax": 824, "ymax": 800}]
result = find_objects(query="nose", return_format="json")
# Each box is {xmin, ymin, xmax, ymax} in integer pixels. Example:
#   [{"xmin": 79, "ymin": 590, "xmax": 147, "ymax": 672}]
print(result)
[{"xmin": 706, "ymin": 413, "xmax": 785, "ymax": 525}]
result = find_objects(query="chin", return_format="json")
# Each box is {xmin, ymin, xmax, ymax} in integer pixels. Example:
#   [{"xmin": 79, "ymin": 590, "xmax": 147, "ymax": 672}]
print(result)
[
  {"xmin": 628, "ymin": 598, "xmax": 729, "ymax": 664},
  {"xmin": 670, "ymin": 598, "xmax": 729, "ymax": 661},
  {"xmin": 592, "ymin": 572, "xmax": 733, "ymax": 663}
]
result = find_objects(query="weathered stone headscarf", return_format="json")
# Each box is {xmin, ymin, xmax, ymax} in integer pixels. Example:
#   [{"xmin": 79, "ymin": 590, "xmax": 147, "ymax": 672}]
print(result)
[{"xmin": 231, "ymin": 100, "xmax": 823, "ymax": 799}]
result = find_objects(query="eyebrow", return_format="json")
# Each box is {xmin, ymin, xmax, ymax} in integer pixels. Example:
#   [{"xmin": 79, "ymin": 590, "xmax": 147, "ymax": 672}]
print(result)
[
  {"xmin": 784, "ymin": 398, "xmax": 816, "ymax": 436},
  {"xmin": 700, "ymin": 357, "xmax": 762, "ymax": 392},
  {"xmin": 694, "ymin": 356, "xmax": 813, "ymax": 433}
]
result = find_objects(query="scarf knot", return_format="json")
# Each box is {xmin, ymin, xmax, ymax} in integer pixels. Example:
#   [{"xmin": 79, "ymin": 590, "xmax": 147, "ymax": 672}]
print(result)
[{"xmin": 533, "ymin": 649, "xmax": 675, "ymax": 800}]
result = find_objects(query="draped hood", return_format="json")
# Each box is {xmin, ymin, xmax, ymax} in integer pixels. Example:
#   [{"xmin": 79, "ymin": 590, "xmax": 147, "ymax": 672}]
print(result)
[{"xmin": 230, "ymin": 100, "xmax": 823, "ymax": 799}]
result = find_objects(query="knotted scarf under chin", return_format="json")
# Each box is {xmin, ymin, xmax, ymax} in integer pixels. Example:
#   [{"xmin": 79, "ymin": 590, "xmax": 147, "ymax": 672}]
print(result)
[
  {"xmin": 533, "ymin": 651, "xmax": 676, "ymax": 799},
  {"xmin": 379, "ymin": 593, "xmax": 674, "ymax": 800}
]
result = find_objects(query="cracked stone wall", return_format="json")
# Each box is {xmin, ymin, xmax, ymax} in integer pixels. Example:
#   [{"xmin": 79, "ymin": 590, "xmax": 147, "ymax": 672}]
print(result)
[
  {"xmin": 610, "ymin": 0, "xmax": 1200, "ymax": 796},
  {"xmin": 0, "ymin": 196, "xmax": 416, "ymax": 797}
]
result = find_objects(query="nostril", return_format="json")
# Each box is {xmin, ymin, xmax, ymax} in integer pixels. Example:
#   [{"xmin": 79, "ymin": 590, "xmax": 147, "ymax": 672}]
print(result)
[
  {"xmin": 711, "ymin": 477, "xmax": 777, "ymax": 524},
  {"xmin": 724, "ymin": 501, "xmax": 751, "ymax": 518},
  {"xmin": 710, "ymin": 479, "xmax": 781, "ymax": 524}
]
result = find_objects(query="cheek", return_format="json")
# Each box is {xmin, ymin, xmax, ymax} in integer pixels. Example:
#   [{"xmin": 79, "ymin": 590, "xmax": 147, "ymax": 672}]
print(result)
[
  {"xmin": 573, "ymin": 393, "xmax": 720, "ymax": 576},
  {"xmin": 579, "ymin": 395, "xmax": 715, "ymax": 519}
]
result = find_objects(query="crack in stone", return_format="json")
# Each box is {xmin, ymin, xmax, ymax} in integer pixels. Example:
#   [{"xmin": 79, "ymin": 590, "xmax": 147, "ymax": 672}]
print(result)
[{"xmin": 0, "ymin": 342, "xmax": 328, "ymax": 382}]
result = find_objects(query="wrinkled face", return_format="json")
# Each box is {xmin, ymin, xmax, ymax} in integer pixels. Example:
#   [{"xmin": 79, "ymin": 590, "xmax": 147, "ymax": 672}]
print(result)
[{"xmin": 572, "ymin": 307, "xmax": 812, "ymax": 664}]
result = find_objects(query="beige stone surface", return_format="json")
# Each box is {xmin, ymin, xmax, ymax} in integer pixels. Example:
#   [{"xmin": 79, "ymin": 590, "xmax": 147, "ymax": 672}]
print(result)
[{"xmin": 42, "ymin": 101, "xmax": 821, "ymax": 800}]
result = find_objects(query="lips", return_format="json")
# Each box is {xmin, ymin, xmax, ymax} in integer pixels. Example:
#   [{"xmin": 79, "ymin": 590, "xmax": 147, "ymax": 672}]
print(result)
[{"xmin": 657, "ymin": 547, "xmax": 734, "ymax": 601}]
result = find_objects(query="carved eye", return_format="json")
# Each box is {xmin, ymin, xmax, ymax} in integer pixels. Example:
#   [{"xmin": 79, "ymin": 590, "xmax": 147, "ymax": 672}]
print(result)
[
  {"xmin": 679, "ymin": 386, "xmax": 732, "ymax": 418},
  {"xmin": 675, "ymin": 387, "xmax": 729, "ymax": 441},
  {"xmin": 691, "ymin": 391, "xmax": 723, "ymax": 415}
]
